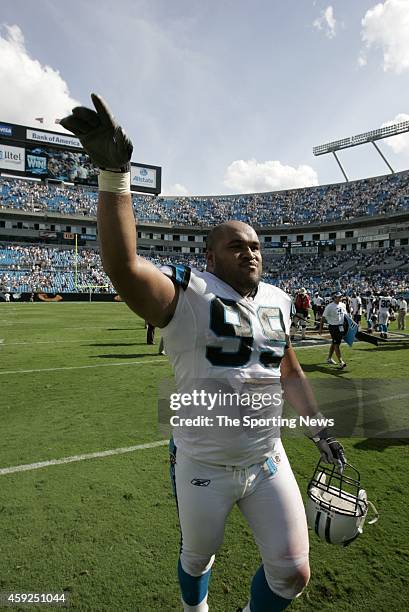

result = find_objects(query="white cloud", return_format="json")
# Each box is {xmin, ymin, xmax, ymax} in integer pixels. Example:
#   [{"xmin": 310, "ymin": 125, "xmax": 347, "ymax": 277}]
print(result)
[
  {"xmin": 223, "ymin": 159, "xmax": 319, "ymax": 193},
  {"xmin": 360, "ymin": 0, "xmax": 409, "ymax": 73},
  {"xmin": 357, "ymin": 54, "xmax": 368, "ymax": 67},
  {"xmin": 0, "ymin": 24, "xmax": 79, "ymax": 130},
  {"xmin": 162, "ymin": 183, "xmax": 190, "ymax": 196},
  {"xmin": 381, "ymin": 113, "xmax": 409, "ymax": 153},
  {"xmin": 313, "ymin": 6, "xmax": 337, "ymax": 39}
]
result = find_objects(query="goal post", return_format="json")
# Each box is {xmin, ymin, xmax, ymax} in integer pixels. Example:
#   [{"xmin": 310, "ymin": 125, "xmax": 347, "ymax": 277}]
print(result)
[
  {"xmin": 76, "ymin": 285, "xmax": 110, "ymax": 302},
  {"xmin": 73, "ymin": 235, "xmax": 110, "ymax": 299}
]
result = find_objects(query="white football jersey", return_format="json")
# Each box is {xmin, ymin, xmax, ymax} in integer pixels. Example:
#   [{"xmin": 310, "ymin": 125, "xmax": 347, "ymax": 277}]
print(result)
[
  {"xmin": 378, "ymin": 296, "xmax": 392, "ymax": 314},
  {"xmin": 322, "ymin": 301, "xmax": 347, "ymax": 326},
  {"xmin": 366, "ymin": 298, "xmax": 373, "ymax": 319},
  {"xmin": 351, "ymin": 296, "xmax": 362, "ymax": 315},
  {"xmin": 160, "ymin": 265, "xmax": 294, "ymax": 466}
]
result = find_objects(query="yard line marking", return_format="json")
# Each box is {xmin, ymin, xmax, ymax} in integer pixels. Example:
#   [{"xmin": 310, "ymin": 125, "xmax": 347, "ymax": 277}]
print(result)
[
  {"xmin": 0, "ymin": 325, "xmax": 136, "ymax": 330},
  {"xmin": 0, "ymin": 440, "xmax": 169, "ymax": 476},
  {"xmin": 0, "ymin": 358, "xmax": 167, "ymax": 376},
  {"xmin": 0, "ymin": 337, "xmax": 142, "ymax": 346},
  {"xmin": 373, "ymin": 393, "xmax": 409, "ymax": 403}
]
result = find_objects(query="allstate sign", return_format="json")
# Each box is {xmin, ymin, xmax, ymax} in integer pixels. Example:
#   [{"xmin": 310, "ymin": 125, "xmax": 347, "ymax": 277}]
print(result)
[{"xmin": 131, "ymin": 165, "xmax": 156, "ymax": 189}]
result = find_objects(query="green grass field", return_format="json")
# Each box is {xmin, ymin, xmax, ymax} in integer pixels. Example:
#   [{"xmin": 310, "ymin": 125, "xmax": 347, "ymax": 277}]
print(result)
[{"xmin": 0, "ymin": 302, "xmax": 408, "ymax": 612}]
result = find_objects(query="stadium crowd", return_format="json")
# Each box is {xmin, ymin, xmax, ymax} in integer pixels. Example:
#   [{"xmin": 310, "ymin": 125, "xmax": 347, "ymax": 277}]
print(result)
[
  {"xmin": 0, "ymin": 245, "xmax": 112, "ymax": 293},
  {"xmin": 1, "ymin": 244, "xmax": 407, "ymax": 297},
  {"xmin": 1, "ymin": 170, "xmax": 409, "ymax": 226}
]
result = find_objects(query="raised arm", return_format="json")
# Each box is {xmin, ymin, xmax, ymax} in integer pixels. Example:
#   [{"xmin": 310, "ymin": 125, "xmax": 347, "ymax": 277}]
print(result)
[{"xmin": 60, "ymin": 94, "xmax": 177, "ymax": 327}]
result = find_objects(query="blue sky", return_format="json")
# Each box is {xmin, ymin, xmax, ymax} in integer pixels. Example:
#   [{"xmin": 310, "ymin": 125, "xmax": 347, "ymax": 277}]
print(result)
[{"xmin": 1, "ymin": 0, "xmax": 409, "ymax": 195}]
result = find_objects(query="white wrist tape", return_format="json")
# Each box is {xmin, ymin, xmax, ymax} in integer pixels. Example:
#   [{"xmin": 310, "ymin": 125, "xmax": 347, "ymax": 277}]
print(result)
[{"xmin": 98, "ymin": 170, "xmax": 131, "ymax": 194}]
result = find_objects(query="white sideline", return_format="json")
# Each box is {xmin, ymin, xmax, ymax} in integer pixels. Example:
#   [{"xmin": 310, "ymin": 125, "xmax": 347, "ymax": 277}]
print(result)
[
  {"xmin": 0, "ymin": 358, "xmax": 167, "ymax": 376},
  {"xmin": 0, "ymin": 337, "xmax": 139, "ymax": 346},
  {"xmin": 0, "ymin": 440, "xmax": 169, "ymax": 476}
]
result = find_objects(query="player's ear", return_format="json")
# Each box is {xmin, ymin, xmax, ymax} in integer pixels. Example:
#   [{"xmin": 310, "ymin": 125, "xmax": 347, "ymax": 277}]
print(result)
[{"xmin": 206, "ymin": 250, "xmax": 215, "ymax": 272}]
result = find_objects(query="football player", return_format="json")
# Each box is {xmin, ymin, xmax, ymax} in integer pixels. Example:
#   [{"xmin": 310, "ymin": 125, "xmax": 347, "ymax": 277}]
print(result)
[
  {"xmin": 397, "ymin": 295, "xmax": 408, "ymax": 330},
  {"xmin": 292, "ymin": 288, "xmax": 310, "ymax": 340},
  {"xmin": 319, "ymin": 292, "xmax": 347, "ymax": 369},
  {"xmin": 350, "ymin": 292, "xmax": 362, "ymax": 328},
  {"xmin": 61, "ymin": 94, "xmax": 346, "ymax": 612},
  {"xmin": 312, "ymin": 292, "xmax": 324, "ymax": 329},
  {"xmin": 365, "ymin": 294, "xmax": 374, "ymax": 333},
  {"xmin": 378, "ymin": 293, "xmax": 392, "ymax": 339}
]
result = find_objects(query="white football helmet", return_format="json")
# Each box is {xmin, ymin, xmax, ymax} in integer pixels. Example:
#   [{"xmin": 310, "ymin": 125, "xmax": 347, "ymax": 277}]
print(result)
[{"xmin": 306, "ymin": 461, "xmax": 379, "ymax": 546}]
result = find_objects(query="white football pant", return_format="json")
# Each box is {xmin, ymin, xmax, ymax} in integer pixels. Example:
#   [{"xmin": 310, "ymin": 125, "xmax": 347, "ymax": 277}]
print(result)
[{"xmin": 174, "ymin": 440, "xmax": 309, "ymax": 601}]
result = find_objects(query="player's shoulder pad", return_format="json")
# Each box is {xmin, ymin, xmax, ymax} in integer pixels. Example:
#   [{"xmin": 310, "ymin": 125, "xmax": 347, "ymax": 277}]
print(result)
[
  {"xmin": 260, "ymin": 281, "xmax": 295, "ymax": 314},
  {"xmin": 160, "ymin": 264, "xmax": 191, "ymax": 290}
]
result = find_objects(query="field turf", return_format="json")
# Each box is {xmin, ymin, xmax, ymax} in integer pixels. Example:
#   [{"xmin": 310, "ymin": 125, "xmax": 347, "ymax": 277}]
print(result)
[{"xmin": 0, "ymin": 302, "xmax": 408, "ymax": 611}]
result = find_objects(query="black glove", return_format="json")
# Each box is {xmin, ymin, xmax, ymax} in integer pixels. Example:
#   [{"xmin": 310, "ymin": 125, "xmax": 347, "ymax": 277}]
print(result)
[
  {"xmin": 59, "ymin": 93, "xmax": 133, "ymax": 171},
  {"xmin": 311, "ymin": 429, "xmax": 346, "ymax": 473}
]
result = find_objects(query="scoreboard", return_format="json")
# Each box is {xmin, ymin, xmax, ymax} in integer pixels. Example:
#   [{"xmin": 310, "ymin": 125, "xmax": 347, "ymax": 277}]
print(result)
[{"xmin": 0, "ymin": 121, "xmax": 161, "ymax": 195}]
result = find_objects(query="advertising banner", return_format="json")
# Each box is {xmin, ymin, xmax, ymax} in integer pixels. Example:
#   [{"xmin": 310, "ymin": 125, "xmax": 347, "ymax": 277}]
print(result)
[
  {"xmin": 0, "ymin": 121, "xmax": 161, "ymax": 194},
  {"xmin": 0, "ymin": 144, "xmax": 25, "ymax": 172},
  {"xmin": 0, "ymin": 123, "xmax": 13, "ymax": 137},
  {"xmin": 131, "ymin": 165, "xmax": 157, "ymax": 190},
  {"xmin": 26, "ymin": 129, "xmax": 82, "ymax": 149},
  {"xmin": 291, "ymin": 245, "xmax": 319, "ymax": 254},
  {"xmin": 358, "ymin": 234, "xmax": 389, "ymax": 243},
  {"xmin": 25, "ymin": 144, "xmax": 98, "ymax": 185}
]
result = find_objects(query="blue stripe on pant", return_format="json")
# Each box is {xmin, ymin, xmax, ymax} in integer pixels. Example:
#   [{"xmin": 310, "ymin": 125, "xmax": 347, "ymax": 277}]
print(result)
[{"xmin": 170, "ymin": 438, "xmax": 212, "ymax": 606}]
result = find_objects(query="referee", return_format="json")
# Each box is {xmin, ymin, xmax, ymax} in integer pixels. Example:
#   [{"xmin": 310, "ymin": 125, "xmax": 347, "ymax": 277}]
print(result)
[{"xmin": 319, "ymin": 291, "xmax": 347, "ymax": 369}]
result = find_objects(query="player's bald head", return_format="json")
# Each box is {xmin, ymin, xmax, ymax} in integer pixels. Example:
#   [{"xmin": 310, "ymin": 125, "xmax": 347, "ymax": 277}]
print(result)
[
  {"xmin": 205, "ymin": 221, "xmax": 262, "ymax": 295},
  {"xmin": 206, "ymin": 221, "xmax": 259, "ymax": 251}
]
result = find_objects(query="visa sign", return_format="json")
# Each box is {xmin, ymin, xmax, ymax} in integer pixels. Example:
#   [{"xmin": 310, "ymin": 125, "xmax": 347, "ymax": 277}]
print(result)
[
  {"xmin": 0, "ymin": 124, "xmax": 12, "ymax": 136},
  {"xmin": 0, "ymin": 144, "xmax": 25, "ymax": 171}
]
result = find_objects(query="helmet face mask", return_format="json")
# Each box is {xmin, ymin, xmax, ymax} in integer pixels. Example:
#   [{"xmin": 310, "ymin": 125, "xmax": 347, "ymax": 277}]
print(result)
[{"xmin": 306, "ymin": 461, "xmax": 378, "ymax": 546}]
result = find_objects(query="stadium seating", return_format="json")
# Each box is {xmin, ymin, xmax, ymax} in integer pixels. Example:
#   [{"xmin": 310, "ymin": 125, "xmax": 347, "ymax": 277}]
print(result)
[
  {"xmin": 0, "ymin": 244, "xmax": 407, "ymax": 296},
  {"xmin": 1, "ymin": 170, "xmax": 409, "ymax": 226},
  {"xmin": 1, "ymin": 170, "xmax": 408, "ymax": 296}
]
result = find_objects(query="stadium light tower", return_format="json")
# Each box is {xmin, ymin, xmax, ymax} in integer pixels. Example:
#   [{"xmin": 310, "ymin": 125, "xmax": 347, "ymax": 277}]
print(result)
[{"xmin": 313, "ymin": 120, "xmax": 409, "ymax": 182}]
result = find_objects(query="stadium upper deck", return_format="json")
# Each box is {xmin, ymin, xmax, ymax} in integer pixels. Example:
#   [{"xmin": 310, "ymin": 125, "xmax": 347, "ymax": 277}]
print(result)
[{"xmin": 1, "ymin": 170, "xmax": 409, "ymax": 227}]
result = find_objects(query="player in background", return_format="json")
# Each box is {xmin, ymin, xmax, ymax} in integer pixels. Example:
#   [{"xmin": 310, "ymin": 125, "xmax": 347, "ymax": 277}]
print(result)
[
  {"xmin": 391, "ymin": 294, "xmax": 398, "ymax": 312},
  {"xmin": 389, "ymin": 294, "xmax": 398, "ymax": 325},
  {"xmin": 319, "ymin": 292, "xmax": 347, "ymax": 369},
  {"xmin": 397, "ymin": 296, "xmax": 408, "ymax": 330},
  {"xmin": 291, "ymin": 288, "xmax": 310, "ymax": 341},
  {"xmin": 343, "ymin": 294, "xmax": 352, "ymax": 316},
  {"xmin": 146, "ymin": 322, "xmax": 155, "ymax": 344},
  {"xmin": 312, "ymin": 292, "xmax": 324, "ymax": 329},
  {"xmin": 60, "ymin": 94, "xmax": 346, "ymax": 612},
  {"xmin": 365, "ymin": 294, "xmax": 374, "ymax": 333},
  {"xmin": 378, "ymin": 294, "xmax": 392, "ymax": 339},
  {"xmin": 372, "ymin": 303, "xmax": 379, "ymax": 333},
  {"xmin": 350, "ymin": 292, "xmax": 362, "ymax": 329}
]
